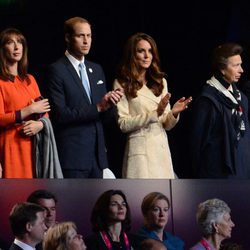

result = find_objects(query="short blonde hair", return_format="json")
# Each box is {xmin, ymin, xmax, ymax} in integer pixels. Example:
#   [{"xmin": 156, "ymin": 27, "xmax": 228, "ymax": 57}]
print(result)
[{"xmin": 43, "ymin": 221, "xmax": 76, "ymax": 250}]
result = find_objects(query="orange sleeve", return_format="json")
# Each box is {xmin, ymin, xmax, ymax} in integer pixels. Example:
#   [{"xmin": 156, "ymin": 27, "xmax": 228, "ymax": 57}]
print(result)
[{"xmin": 0, "ymin": 87, "xmax": 16, "ymax": 127}]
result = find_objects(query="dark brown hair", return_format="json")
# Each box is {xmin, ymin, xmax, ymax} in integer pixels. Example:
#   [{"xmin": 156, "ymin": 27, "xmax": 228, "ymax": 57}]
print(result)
[
  {"xmin": 27, "ymin": 189, "xmax": 58, "ymax": 204},
  {"xmin": 0, "ymin": 28, "xmax": 29, "ymax": 82},
  {"xmin": 90, "ymin": 190, "xmax": 131, "ymax": 232},
  {"xmin": 9, "ymin": 202, "xmax": 45, "ymax": 237},
  {"xmin": 117, "ymin": 32, "xmax": 165, "ymax": 98},
  {"xmin": 212, "ymin": 43, "xmax": 243, "ymax": 75}
]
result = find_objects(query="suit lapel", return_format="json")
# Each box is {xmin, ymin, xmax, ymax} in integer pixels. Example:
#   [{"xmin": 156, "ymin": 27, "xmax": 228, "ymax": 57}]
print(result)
[
  {"xmin": 63, "ymin": 56, "xmax": 91, "ymax": 104},
  {"xmin": 85, "ymin": 61, "xmax": 98, "ymax": 103},
  {"xmin": 138, "ymin": 84, "xmax": 161, "ymax": 103},
  {"xmin": 10, "ymin": 243, "xmax": 23, "ymax": 250}
]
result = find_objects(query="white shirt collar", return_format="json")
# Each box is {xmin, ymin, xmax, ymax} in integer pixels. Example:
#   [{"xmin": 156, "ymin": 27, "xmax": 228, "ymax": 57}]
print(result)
[
  {"xmin": 14, "ymin": 238, "xmax": 36, "ymax": 250},
  {"xmin": 228, "ymin": 84, "xmax": 233, "ymax": 92},
  {"xmin": 65, "ymin": 50, "xmax": 85, "ymax": 76}
]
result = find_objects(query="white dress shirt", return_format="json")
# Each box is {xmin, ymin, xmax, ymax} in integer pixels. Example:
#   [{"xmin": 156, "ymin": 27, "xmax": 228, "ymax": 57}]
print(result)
[{"xmin": 14, "ymin": 239, "xmax": 36, "ymax": 250}]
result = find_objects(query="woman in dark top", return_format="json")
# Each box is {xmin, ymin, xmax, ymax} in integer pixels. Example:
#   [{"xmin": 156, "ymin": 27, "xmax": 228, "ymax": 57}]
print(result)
[
  {"xmin": 85, "ymin": 189, "xmax": 139, "ymax": 250},
  {"xmin": 190, "ymin": 42, "xmax": 250, "ymax": 178}
]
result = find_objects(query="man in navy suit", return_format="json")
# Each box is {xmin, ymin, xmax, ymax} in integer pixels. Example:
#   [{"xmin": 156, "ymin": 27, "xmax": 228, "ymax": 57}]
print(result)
[
  {"xmin": 46, "ymin": 17, "xmax": 123, "ymax": 178},
  {"xmin": 9, "ymin": 202, "xmax": 46, "ymax": 250}
]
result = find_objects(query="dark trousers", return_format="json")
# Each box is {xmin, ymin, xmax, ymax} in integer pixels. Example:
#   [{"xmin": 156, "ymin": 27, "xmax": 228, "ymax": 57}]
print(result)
[{"xmin": 62, "ymin": 158, "xmax": 102, "ymax": 178}]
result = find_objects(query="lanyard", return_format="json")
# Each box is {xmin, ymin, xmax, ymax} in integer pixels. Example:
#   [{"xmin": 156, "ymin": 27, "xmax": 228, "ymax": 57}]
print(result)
[
  {"xmin": 200, "ymin": 239, "xmax": 212, "ymax": 250},
  {"xmin": 100, "ymin": 230, "xmax": 131, "ymax": 250}
]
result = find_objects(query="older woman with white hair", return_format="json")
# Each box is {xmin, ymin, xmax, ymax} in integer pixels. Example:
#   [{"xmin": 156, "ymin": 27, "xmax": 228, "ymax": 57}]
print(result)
[{"xmin": 190, "ymin": 198, "xmax": 235, "ymax": 250}]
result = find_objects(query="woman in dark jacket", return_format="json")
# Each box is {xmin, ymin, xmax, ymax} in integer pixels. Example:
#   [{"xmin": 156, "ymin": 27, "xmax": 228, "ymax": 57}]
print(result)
[
  {"xmin": 85, "ymin": 189, "xmax": 140, "ymax": 250},
  {"xmin": 190, "ymin": 42, "xmax": 250, "ymax": 178}
]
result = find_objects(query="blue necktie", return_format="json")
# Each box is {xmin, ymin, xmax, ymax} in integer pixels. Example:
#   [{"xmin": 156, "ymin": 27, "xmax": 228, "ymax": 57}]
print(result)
[{"xmin": 79, "ymin": 63, "xmax": 91, "ymax": 102}]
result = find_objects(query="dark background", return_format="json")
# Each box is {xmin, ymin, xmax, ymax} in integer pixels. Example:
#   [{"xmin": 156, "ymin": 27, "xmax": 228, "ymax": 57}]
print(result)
[
  {"xmin": 0, "ymin": 179, "xmax": 249, "ymax": 249},
  {"xmin": 1, "ymin": 0, "xmax": 250, "ymax": 177}
]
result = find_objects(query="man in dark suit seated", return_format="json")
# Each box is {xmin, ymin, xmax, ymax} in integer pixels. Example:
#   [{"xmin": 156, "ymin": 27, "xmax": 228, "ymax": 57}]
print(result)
[
  {"xmin": 26, "ymin": 189, "xmax": 58, "ymax": 250},
  {"xmin": 45, "ymin": 16, "xmax": 123, "ymax": 178},
  {"xmin": 8, "ymin": 202, "xmax": 46, "ymax": 250},
  {"xmin": 27, "ymin": 189, "xmax": 58, "ymax": 229}
]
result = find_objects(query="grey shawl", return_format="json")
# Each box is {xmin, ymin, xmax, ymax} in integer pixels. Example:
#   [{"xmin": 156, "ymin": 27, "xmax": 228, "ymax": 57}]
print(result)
[{"xmin": 34, "ymin": 117, "xmax": 63, "ymax": 178}]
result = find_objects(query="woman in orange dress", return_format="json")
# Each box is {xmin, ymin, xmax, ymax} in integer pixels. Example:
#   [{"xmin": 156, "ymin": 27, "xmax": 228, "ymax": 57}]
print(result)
[{"xmin": 0, "ymin": 28, "xmax": 50, "ymax": 178}]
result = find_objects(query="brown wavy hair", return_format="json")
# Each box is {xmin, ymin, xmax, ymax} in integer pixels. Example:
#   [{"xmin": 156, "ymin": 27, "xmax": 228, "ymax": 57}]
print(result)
[
  {"xmin": 0, "ymin": 28, "xmax": 29, "ymax": 82},
  {"xmin": 117, "ymin": 32, "xmax": 165, "ymax": 98}
]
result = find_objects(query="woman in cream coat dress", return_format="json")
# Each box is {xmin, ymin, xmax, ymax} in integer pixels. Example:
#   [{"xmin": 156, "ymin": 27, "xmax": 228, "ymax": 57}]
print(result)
[{"xmin": 114, "ymin": 33, "xmax": 192, "ymax": 178}]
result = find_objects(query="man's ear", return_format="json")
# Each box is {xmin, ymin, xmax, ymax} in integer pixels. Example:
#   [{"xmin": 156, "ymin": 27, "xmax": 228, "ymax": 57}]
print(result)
[
  {"xmin": 65, "ymin": 34, "xmax": 70, "ymax": 43},
  {"xmin": 26, "ymin": 222, "xmax": 33, "ymax": 233}
]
